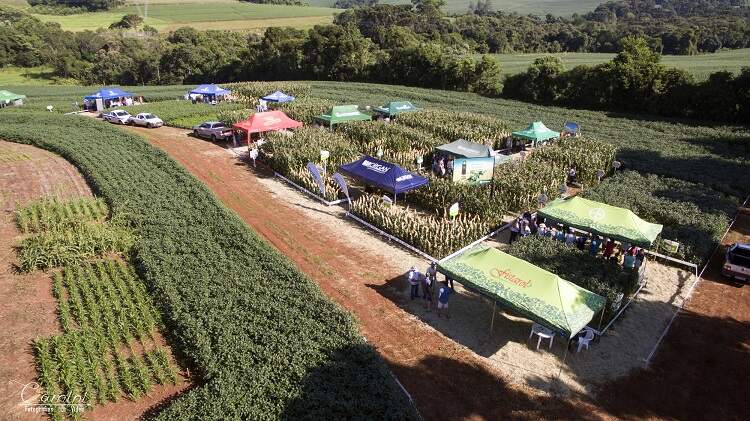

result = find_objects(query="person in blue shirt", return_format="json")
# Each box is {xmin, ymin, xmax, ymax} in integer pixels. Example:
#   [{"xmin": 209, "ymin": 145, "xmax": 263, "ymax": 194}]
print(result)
[
  {"xmin": 589, "ymin": 236, "xmax": 602, "ymax": 256},
  {"xmin": 437, "ymin": 281, "xmax": 452, "ymax": 319},
  {"xmin": 556, "ymin": 226, "xmax": 566, "ymax": 242}
]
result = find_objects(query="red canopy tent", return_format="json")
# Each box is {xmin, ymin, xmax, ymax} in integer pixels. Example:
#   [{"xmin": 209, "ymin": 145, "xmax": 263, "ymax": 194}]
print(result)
[{"xmin": 232, "ymin": 111, "xmax": 302, "ymax": 141}]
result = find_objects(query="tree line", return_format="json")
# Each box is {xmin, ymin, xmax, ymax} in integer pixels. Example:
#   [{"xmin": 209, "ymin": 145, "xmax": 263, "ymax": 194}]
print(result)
[
  {"xmin": 1, "ymin": 2, "xmax": 749, "ymax": 122},
  {"xmin": 503, "ymin": 37, "xmax": 750, "ymax": 123}
]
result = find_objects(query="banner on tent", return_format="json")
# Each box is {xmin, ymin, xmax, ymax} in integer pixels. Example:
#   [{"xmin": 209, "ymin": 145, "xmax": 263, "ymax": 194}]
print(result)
[
  {"xmin": 452, "ymin": 157, "xmax": 494, "ymax": 184},
  {"xmin": 306, "ymin": 162, "xmax": 326, "ymax": 196}
]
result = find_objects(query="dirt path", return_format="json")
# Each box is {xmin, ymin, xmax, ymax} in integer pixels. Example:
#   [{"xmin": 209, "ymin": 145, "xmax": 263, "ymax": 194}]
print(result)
[
  {"xmin": 127, "ymin": 123, "xmax": 749, "ymax": 420},
  {"xmin": 0, "ymin": 141, "xmax": 189, "ymax": 421},
  {"xmin": 126, "ymin": 125, "xmax": 601, "ymax": 419}
]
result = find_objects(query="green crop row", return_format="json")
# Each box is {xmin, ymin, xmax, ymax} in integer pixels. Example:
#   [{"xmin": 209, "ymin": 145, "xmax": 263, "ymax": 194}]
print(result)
[
  {"xmin": 16, "ymin": 197, "xmax": 108, "ymax": 233},
  {"xmin": 18, "ymin": 222, "xmax": 134, "ymax": 271},
  {"xmin": 269, "ymin": 96, "xmax": 336, "ymax": 124},
  {"xmin": 0, "ymin": 111, "xmax": 416, "ymax": 419},
  {"xmin": 225, "ymin": 81, "xmax": 312, "ymax": 105},
  {"xmin": 398, "ymin": 109, "xmax": 511, "ymax": 147},
  {"xmin": 125, "ymin": 100, "xmax": 245, "ymax": 129}
]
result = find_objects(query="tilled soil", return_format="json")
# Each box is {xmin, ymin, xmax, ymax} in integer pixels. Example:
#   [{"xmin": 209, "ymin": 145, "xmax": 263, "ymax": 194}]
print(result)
[{"xmin": 0, "ymin": 141, "xmax": 189, "ymax": 421}]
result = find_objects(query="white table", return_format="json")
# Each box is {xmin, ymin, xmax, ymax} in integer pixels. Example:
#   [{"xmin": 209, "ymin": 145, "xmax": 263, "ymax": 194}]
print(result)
[{"xmin": 528, "ymin": 322, "xmax": 555, "ymax": 350}]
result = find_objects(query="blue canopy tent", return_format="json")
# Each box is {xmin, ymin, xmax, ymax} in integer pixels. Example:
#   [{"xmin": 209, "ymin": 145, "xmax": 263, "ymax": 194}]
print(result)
[
  {"xmin": 339, "ymin": 155, "xmax": 428, "ymax": 202},
  {"xmin": 261, "ymin": 90, "xmax": 295, "ymax": 103},
  {"xmin": 189, "ymin": 84, "xmax": 231, "ymax": 102},
  {"xmin": 84, "ymin": 87, "xmax": 135, "ymax": 110}
]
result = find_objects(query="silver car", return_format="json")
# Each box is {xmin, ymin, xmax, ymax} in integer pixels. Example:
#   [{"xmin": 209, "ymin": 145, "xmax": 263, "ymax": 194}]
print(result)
[
  {"xmin": 193, "ymin": 121, "xmax": 234, "ymax": 141},
  {"xmin": 103, "ymin": 109, "xmax": 131, "ymax": 124},
  {"xmin": 129, "ymin": 112, "xmax": 164, "ymax": 128}
]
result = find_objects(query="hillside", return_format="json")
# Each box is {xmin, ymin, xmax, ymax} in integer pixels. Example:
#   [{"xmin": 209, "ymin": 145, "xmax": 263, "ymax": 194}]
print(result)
[{"xmin": 309, "ymin": 0, "xmax": 605, "ymax": 15}]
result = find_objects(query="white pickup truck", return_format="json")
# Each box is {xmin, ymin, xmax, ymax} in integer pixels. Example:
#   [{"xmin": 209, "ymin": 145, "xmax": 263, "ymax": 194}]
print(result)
[
  {"xmin": 103, "ymin": 109, "xmax": 131, "ymax": 124},
  {"xmin": 722, "ymin": 243, "xmax": 750, "ymax": 282},
  {"xmin": 129, "ymin": 113, "xmax": 163, "ymax": 128}
]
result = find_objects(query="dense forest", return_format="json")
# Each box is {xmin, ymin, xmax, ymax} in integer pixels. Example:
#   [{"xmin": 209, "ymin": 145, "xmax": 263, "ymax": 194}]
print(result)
[{"xmin": 1, "ymin": 0, "xmax": 749, "ymax": 122}]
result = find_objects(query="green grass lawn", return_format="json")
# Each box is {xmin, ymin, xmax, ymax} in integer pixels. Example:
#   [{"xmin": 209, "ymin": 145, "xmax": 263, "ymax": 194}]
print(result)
[
  {"xmin": 32, "ymin": 2, "xmax": 341, "ymax": 32},
  {"xmin": 0, "ymin": 66, "xmax": 78, "ymax": 86},
  {"xmin": 493, "ymin": 49, "xmax": 750, "ymax": 79}
]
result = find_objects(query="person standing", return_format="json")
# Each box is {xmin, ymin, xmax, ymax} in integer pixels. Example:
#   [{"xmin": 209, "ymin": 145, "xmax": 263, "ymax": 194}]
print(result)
[
  {"xmin": 509, "ymin": 217, "xmax": 520, "ymax": 244},
  {"xmin": 565, "ymin": 228, "xmax": 577, "ymax": 246},
  {"xmin": 407, "ymin": 266, "xmax": 420, "ymax": 300},
  {"xmin": 421, "ymin": 273, "xmax": 433, "ymax": 311},
  {"xmin": 576, "ymin": 232, "xmax": 588, "ymax": 251},
  {"xmin": 437, "ymin": 281, "xmax": 452, "ymax": 319},
  {"xmin": 603, "ymin": 239, "xmax": 616, "ymax": 258},
  {"xmin": 589, "ymin": 236, "xmax": 602, "ymax": 256}
]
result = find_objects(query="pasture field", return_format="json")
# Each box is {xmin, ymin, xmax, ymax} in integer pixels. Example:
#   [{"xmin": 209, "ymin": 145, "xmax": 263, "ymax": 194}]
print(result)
[
  {"xmin": 494, "ymin": 49, "xmax": 750, "ymax": 79},
  {"xmin": 0, "ymin": 66, "xmax": 77, "ymax": 85},
  {"xmin": 308, "ymin": 0, "xmax": 604, "ymax": 15},
  {"xmin": 32, "ymin": 2, "xmax": 340, "ymax": 32}
]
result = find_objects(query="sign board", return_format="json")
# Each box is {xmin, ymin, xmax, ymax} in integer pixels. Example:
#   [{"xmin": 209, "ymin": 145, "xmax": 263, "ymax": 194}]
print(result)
[
  {"xmin": 449, "ymin": 202, "xmax": 459, "ymax": 218},
  {"xmin": 662, "ymin": 239, "xmax": 680, "ymax": 254},
  {"xmin": 320, "ymin": 150, "xmax": 330, "ymax": 161},
  {"xmin": 452, "ymin": 157, "xmax": 494, "ymax": 184},
  {"xmin": 332, "ymin": 172, "xmax": 350, "ymax": 205}
]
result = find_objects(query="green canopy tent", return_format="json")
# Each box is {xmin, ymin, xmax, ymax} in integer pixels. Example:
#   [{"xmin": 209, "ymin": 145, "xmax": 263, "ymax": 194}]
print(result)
[
  {"xmin": 0, "ymin": 90, "xmax": 26, "ymax": 107},
  {"xmin": 438, "ymin": 246, "xmax": 606, "ymax": 338},
  {"xmin": 314, "ymin": 105, "xmax": 372, "ymax": 127},
  {"xmin": 435, "ymin": 139, "xmax": 491, "ymax": 159},
  {"xmin": 512, "ymin": 121, "xmax": 560, "ymax": 147},
  {"xmin": 538, "ymin": 196, "xmax": 663, "ymax": 248},
  {"xmin": 373, "ymin": 101, "xmax": 419, "ymax": 118}
]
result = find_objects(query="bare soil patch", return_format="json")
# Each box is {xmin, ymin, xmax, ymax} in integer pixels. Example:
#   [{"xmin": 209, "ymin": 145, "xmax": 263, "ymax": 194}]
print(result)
[{"xmin": 0, "ymin": 140, "xmax": 189, "ymax": 421}]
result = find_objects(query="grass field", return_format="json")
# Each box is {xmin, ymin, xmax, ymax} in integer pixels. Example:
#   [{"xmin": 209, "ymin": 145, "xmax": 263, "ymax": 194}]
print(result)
[
  {"xmin": 494, "ymin": 49, "xmax": 750, "ymax": 79},
  {"xmin": 308, "ymin": 0, "xmax": 604, "ymax": 15},
  {"xmin": 0, "ymin": 66, "xmax": 78, "ymax": 86},
  {"xmin": 32, "ymin": 2, "xmax": 340, "ymax": 32}
]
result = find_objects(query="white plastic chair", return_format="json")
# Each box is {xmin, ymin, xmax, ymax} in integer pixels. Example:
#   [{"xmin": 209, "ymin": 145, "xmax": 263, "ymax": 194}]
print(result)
[
  {"xmin": 528, "ymin": 322, "xmax": 555, "ymax": 350},
  {"xmin": 576, "ymin": 327, "xmax": 596, "ymax": 353}
]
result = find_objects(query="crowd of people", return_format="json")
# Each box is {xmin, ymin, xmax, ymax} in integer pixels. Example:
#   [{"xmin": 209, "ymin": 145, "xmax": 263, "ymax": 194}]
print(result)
[
  {"xmin": 407, "ymin": 263, "xmax": 454, "ymax": 318},
  {"xmin": 509, "ymin": 212, "xmax": 646, "ymax": 272}
]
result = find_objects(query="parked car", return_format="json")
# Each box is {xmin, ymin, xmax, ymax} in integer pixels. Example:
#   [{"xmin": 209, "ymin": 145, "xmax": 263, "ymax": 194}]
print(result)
[
  {"xmin": 722, "ymin": 243, "xmax": 750, "ymax": 282},
  {"xmin": 103, "ymin": 109, "xmax": 131, "ymax": 124},
  {"xmin": 193, "ymin": 121, "xmax": 234, "ymax": 141},
  {"xmin": 129, "ymin": 112, "xmax": 164, "ymax": 128}
]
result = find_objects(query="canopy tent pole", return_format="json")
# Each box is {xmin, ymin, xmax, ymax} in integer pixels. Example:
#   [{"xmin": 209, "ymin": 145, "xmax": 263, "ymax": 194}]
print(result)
[
  {"xmin": 598, "ymin": 307, "xmax": 606, "ymax": 331},
  {"xmin": 489, "ymin": 300, "xmax": 497, "ymax": 334}
]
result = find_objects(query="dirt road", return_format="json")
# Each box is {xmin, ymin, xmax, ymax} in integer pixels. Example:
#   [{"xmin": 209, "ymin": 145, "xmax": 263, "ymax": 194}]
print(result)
[{"xmin": 128, "ymin": 123, "xmax": 749, "ymax": 420}]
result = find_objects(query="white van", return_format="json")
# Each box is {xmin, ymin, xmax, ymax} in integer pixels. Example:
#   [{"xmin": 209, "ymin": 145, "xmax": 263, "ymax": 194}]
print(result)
[{"xmin": 722, "ymin": 243, "xmax": 750, "ymax": 282}]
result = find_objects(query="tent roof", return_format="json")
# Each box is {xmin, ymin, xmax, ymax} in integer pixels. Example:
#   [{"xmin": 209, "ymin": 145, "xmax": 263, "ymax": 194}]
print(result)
[
  {"xmin": 0, "ymin": 90, "xmax": 26, "ymax": 101},
  {"xmin": 190, "ymin": 84, "xmax": 231, "ymax": 95},
  {"xmin": 84, "ymin": 87, "xmax": 134, "ymax": 101},
  {"xmin": 373, "ymin": 101, "xmax": 419, "ymax": 116},
  {"xmin": 261, "ymin": 90, "xmax": 295, "ymax": 103},
  {"xmin": 538, "ymin": 196, "xmax": 663, "ymax": 247},
  {"xmin": 338, "ymin": 155, "xmax": 428, "ymax": 194},
  {"xmin": 436, "ymin": 139, "xmax": 491, "ymax": 159},
  {"xmin": 314, "ymin": 105, "xmax": 372, "ymax": 125},
  {"xmin": 438, "ymin": 247, "xmax": 606, "ymax": 338},
  {"xmin": 512, "ymin": 121, "xmax": 560, "ymax": 142},
  {"xmin": 232, "ymin": 111, "xmax": 302, "ymax": 134}
]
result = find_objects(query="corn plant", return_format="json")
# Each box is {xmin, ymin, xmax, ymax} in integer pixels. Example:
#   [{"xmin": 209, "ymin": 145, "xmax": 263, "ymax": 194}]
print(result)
[{"xmin": 16, "ymin": 197, "xmax": 108, "ymax": 234}]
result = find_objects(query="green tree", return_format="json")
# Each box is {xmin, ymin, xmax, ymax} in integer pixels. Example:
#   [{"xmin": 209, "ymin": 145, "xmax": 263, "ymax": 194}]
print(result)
[{"xmin": 303, "ymin": 25, "xmax": 377, "ymax": 80}]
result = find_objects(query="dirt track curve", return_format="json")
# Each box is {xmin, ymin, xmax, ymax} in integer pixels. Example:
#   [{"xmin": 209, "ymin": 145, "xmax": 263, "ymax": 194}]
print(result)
[{"xmin": 126, "ymin": 123, "xmax": 749, "ymax": 421}]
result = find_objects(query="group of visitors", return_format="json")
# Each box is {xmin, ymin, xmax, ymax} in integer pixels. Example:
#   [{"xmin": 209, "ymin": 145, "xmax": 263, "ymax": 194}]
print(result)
[
  {"xmin": 510, "ymin": 213, "xmax": 646, "ymax": 272},
  {"xmin": 407, "ymin": 263, "xmax": 454, "ymax": 318}
]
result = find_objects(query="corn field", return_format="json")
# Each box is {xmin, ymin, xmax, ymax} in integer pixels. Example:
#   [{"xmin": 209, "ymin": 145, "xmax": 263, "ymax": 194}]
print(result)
[
  {"xmin": 225, "ymin": 81, "xmax": 312, "ymax": 106},
  {"xmin": 16, "ymin": 197, "xmax": 108, "ymax": 233},
  {"xmin": 270, "ymin": 97, "xmax": 336, "ymax": 123},
  {"xmin": 351, "ymin": 194, "xmax": 491, "ymax": 258},
  {"xmin": 398, "ymin": 110, "xmax": 511, "ymax": 147}
]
